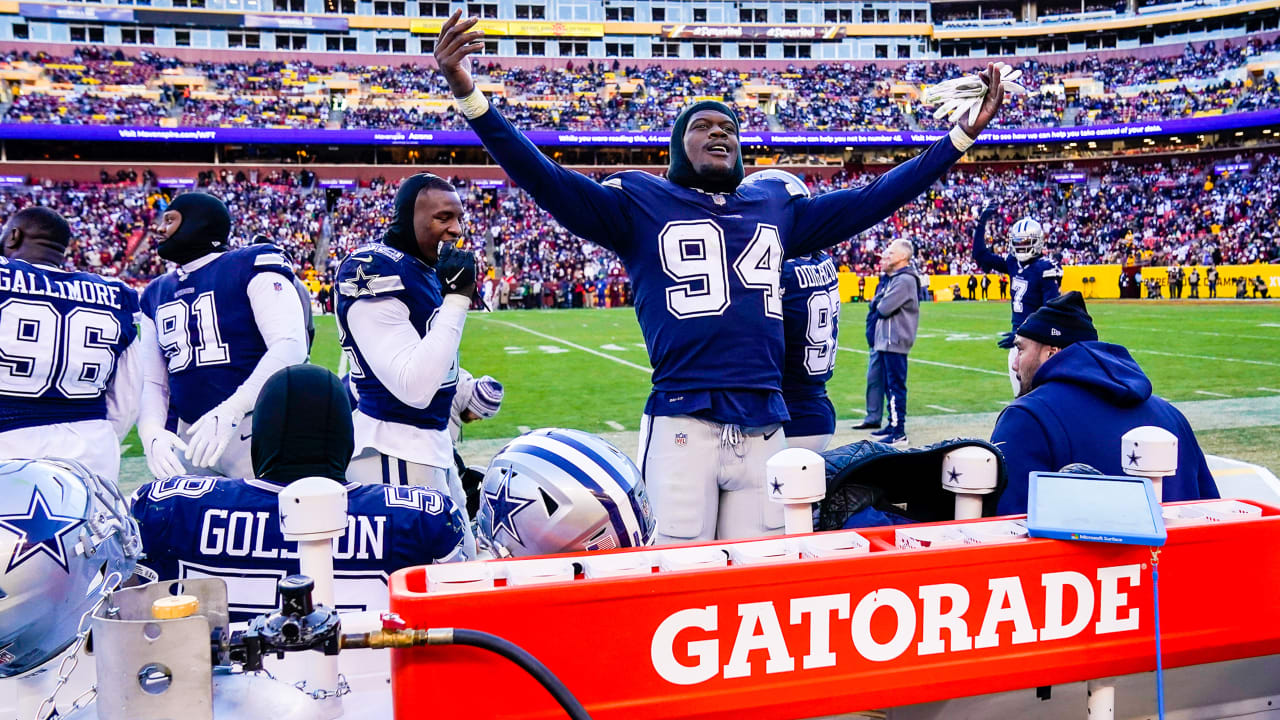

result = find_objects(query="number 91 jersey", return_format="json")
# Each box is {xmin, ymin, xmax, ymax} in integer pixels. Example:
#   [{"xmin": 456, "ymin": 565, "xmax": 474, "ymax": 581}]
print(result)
[
  {"xmin": 140, "ymin": 246, "xmax": 295, "ymax": 425},
  {"xmin": 0, "ymin": 258, "xmax": 140, "ymax": 431}
]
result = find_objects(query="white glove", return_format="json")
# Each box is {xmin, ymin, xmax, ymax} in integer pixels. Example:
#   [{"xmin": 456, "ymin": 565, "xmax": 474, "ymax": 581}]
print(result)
[
  {"xmin": 140, "ymin": 427, "xmax": 189, "ymax": 480},
  {"xmin": 922, "ymin": 62, "xmax": 1026, "ymax": 126},
  {"xmin": 184, "ymin": 400, "xmax": 245, "ymax": 469}
]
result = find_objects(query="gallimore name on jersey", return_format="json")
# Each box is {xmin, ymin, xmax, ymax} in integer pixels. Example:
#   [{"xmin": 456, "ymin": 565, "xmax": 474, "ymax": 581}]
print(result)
[
  {"xmin": 0, "ymin": 265, "xmax": 127, "ymax": 309},
  {"xmin": 650, "ymin": 563, "xmax": 1142, "ymax": 686}
]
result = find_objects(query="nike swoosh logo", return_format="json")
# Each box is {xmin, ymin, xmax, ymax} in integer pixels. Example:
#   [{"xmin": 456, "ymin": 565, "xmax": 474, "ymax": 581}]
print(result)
[
  {"xmin": 240, "ymin": 432, "xmax": 252, "ymax": 441},
  {"xmin": 763, "ymin": 429, "xmax": 779, "ymax": 441},
  {"xmin": 446, "ymin": 268, "xmax": 467, "ymax": 285}
]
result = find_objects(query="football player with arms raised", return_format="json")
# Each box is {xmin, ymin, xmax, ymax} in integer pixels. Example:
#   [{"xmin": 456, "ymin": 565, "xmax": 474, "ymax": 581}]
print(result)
[
  {"xmin": 0, "ymin": 207, "xmax": 141, "ymax": 484},
  {"xmin": 972, "ymin": 204, "xmax": 1062, "ymax": 394},
  {"xmin": 435, "ymin": 16, "xmax": 1005, "ymax": 542},
  {"xmin": 138, "ymin": 193, "xmax": 308, "ymax": 480},
  {"xmin": 336, "ymin": 173, "xmax": 478, "ymax": 517}
]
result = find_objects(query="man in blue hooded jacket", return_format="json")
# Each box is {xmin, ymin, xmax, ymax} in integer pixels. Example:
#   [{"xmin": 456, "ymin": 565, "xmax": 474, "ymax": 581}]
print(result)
[{"xmin": 992, "ymin": 291, "xmax": 1219, "ymax": 515}]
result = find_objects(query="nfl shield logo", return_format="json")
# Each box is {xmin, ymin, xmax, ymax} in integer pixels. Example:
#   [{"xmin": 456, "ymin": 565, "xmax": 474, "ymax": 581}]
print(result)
[
  {"xmin": 273, "ymin": 281, "xmax": 283, "ymax": 291},
  {"xmin": 674, "ymin": 433, "xmax": 687, "ymax": 448}
]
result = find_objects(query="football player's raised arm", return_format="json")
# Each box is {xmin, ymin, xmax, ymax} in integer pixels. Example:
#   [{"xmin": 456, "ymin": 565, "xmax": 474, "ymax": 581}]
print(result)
[
  {"xmin": 971, "ymin": 204, "xmax": 1006, "ymax": 273},
  {"xmin": 433, "ymin": 12, "xmax": 630, "ymax": 249},
  {"xmin": 348, "ymin": 295, "xmax": 470, "ymax": 409},
  {"xmin": 105, "ymin": 335, "xmax": 142, "ymax": 440},
  {"xmin": 786, "ymin": 131, "xmax": 968, "ymax": 257}
]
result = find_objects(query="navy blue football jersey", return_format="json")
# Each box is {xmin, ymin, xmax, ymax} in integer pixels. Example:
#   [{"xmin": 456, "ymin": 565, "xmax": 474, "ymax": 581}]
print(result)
[
  {"xmin": 780, "ymin": 253, "xmax": 841, "ymax": 398},
  {"xmin": 335, "ymin": 243, "xmax": 457, "ymax": 430},
  {"xmin": 131, "ymin": 475, "xmax": 470, "ymax": 621},
  {"xmin": 140, "ymin": 245, "xmax": 295, "ymax": 425},
  {"xmin": 0, "ymin": 257, "xmax": 140, "ymax": 431},
  {"xmin": 467, "ymin": 106, "xmax": 964, "ymax": 426},
  {"xmin": 973, "ymin": 241, "xmax": 1062, "ymax": 331}
]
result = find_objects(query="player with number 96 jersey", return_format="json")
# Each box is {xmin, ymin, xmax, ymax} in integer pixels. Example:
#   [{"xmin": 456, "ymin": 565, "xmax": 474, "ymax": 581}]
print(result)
[
  {"xmin": 138, "ymin": 193, "xmax": 308, "ymax": 481},
  {"xmin": 0, "ymin": 208, "xmax": 141, "ymax": 484},
  {"xmin": 780, "ymin": 252, "xmax": 841, "ymax": 452}
]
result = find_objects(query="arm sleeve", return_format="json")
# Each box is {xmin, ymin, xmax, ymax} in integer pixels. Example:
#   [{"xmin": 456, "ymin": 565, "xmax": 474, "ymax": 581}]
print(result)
[
  {"xmin": 1042, "ymin": 264, "xmax": 1063, "ymax": 299},
  {"xmin": 991, "ymin": 407, "xmax": 1056, "ymax": 516},
  {"xmin": 465, "ymin": 106, "xmax": 634, "ymax": 250},
  {"xmin": 972, "ymin": 213, "xmax": 1007, "ymax": 273},
  {"xmin": 218, "ymin": 273, "xmax": 309, "ymax": 417},
  {"xmin": 874, "ymin": 274, "xmax": 913, "ymax": 317},
  {"xmin": 105, "ymin": 336, "xmax": 142, "ymax": 440},
  {"xmin": 348, "ymin": 294, "xmax": 469, "ymax": 409},
  {"xmin": 137, "ymin": 316, "xmax": 171, "ymax": 436},
  {"xmin": 786, "ymin": 135, "xmax": 966, "ymax": 257}
]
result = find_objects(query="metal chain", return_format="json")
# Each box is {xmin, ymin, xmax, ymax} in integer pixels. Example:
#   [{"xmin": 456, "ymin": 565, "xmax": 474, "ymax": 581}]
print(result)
[
  {"xmin": 294, "ymin": 674, "xmax": 351, "ymax": 701},
  {"xmin": 32, "ymin": 571, "xmax": 124, "ymax": 720}
]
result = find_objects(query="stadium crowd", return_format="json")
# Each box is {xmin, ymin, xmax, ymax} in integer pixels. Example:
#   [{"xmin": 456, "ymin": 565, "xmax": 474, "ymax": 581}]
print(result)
[
  {"xmin": 2, "ymin": 37, "xmax": 1277, "ymax": 130},
  {"xmin": 1, "ymin": 150, "xmax": 1275, "ymax": 297}
]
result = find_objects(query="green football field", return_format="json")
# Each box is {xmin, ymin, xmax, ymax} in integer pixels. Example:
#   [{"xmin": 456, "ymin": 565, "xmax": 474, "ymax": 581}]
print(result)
[{"xmin": 120, "ymin": 299, "xmax": 1280, "ymax": 480}]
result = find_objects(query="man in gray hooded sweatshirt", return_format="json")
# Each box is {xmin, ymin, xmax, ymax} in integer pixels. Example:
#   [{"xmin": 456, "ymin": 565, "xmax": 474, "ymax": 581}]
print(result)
[{"xmin": 867, "ymin": 239, "xmax": 921, "ymax": 446}]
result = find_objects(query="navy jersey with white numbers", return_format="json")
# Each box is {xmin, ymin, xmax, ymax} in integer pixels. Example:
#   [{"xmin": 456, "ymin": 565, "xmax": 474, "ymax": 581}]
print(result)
[
  {"xmin": 972, "ymin": 241, "xmax": 1062, "ymax": 331},
  {"xmin": 335, "ymin": 243, "xmax": 458, "ymax": 430},
  {"xmin": 131, "ymin": 475, "xmax": 469, "ymax": 621},
  {"xmin": 466, "ymin": 106, "xmax": 964, "ymax": 426},
  {"xmin": 780, "ymin": 253, "xmax": 840, "ymax": 437},
  {"xmin": 140, "ymin": 245, "xmax": 295, "ymax": 425},
  {"xmin": 0, "ymin": 257, "xmax": 140, "ymax": 431}
]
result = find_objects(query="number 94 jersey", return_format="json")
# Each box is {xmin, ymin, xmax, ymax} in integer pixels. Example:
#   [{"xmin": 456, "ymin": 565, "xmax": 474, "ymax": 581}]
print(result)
[
  {"xmin": 0, "ymin": 257, "xmax": 140, "ymax": 431},
  {"xmin": 140, "ymin": 246, "xmax": 296, "ymax": 425}
]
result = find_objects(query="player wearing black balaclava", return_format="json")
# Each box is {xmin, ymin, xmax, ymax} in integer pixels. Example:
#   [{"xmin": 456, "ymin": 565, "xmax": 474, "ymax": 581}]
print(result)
[{"xmin": 138, "ymin": 192, "xmax": 308, "ymax": 482}]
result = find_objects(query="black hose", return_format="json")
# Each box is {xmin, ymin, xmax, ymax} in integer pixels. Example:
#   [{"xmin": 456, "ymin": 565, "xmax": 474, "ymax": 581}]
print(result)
[{"xmin": 450, "ymin": 628, "xmax": 592, "ymax": 720}]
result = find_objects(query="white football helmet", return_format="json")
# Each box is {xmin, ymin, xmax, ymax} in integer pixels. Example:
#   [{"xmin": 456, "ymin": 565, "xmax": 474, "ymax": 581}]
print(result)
[
  {"xmin": 1009, "ymin": 217, "xmax": 1045, "ymax": 263},
  {"xmin": 477, "ymin": 428, "xmax": 656, "ymax": 558},
  {"xmin": 0, "ymin": 458, "xmax": 140, "ymax": 677},
  {"xmin": 741, "ymin": 168, "xmax": 812, "ymax": 198}
]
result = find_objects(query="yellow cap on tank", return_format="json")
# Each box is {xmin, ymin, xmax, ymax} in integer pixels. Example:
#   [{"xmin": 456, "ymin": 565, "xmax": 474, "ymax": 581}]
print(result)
[{"xmin": 151, "ymin": 595, "xmax": 200, "ymax": 619}]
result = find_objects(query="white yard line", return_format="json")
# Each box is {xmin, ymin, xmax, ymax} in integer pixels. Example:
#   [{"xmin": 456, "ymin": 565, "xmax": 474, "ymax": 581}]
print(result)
[
  {"xmin": 1194, "ymin": 390, "xmax": 1231, "ymax": 398},
  {"xmin": 477, "ymin": 317, "xmax": 652, "ymax": 373},
  {"xmin": 1258, "ymin": 387, "xmax": 1280, "ymax": 394},
  {"xmin": 604, "ymin": 420, "xmax": 626, "ymax": 431},
  {"xmin": 1129, "ymin": 348, "xmax": 1280, "ymax": 368},
  {"xmin": 926, "ymin": 404, "xmax": 958, "ymax": 413},
  {"xmin": 837, "ymin": 346, "xmax": 1006, "ymax": 376},
  {"xmin": 517, "ymin": 425, "xmax": 532, "ymax": 434}
]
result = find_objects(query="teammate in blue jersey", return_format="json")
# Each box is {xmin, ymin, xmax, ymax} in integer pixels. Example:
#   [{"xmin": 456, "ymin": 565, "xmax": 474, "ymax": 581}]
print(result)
[
  {"xmin": 131, "ymin": 364, "xmax": 473, "ymax": 621},
  {"xmin": 742, "ymin": 171, "xmax": 842, "ymax": 452},
  {"xmin": 0, "ymin": 207, "xmax": 141, "ymax": 484},
  {"xmin": 138, "ymin": 193, "xmax": 309, "ymax": 480},
  {"xmin": 336, "ymin": 173, "xmax": 478, "ymax": 516},
  {"xmin": 972, "ymin": 204, "xmax": 1063, "ymax": 394},
  {"xmin": 435, "ymin": 16, "xmax": 1006, "ymax": 542}
]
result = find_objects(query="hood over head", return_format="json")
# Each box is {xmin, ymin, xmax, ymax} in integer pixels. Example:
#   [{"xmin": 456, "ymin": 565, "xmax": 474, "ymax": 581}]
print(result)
[
  {"xmin": 158, "ymin": 193, "xmax": 230, "ymax": 264},
  {"xmin": 251, "ymin": 365, "xmax": 354, "ymax": 485},
  {"xmin": 667, "ymin": 100, "xmax": 745, "ymax": 194}
]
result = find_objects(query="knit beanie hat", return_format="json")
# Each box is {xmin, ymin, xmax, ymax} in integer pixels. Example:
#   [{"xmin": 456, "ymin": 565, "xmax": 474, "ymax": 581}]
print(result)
[
  {"xmin": 1015, "ymin": 291, "xmax": 1099, "ymax": 348},
  {"xmin": 666, "ymin": 100, "xmax": 745, "ymax": 194}
]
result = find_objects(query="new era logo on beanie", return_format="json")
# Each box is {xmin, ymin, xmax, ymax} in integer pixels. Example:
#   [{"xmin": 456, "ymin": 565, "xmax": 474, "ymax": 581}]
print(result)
[{"xmin": 1015, "ymin": 291, "xmax": 1098, "ymax": 348}]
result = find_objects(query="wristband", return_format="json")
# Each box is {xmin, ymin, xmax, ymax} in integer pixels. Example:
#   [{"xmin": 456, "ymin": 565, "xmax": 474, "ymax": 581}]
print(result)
[
  {"xmin": 949, "ymin": 124, "xmax": 976, "ymax": 153},
  {"xmin": 454, "ymin": 87, "xmax": 490, "ymax": 119}
]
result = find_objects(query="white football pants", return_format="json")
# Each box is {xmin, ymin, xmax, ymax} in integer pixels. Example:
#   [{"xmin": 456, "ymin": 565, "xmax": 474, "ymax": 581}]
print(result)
[
  {"xmin": 638, "ymin": 414, "xmax": 786, "ymax": 545},
  {"xmin": 0, "ymin": 419, "xmax": 120, "ymax": 485},
  {"xmin": 346, "ymin": 449, "xmax": 469, "ymax": 522},
  {"xmin": 785, "ymin": 434, "xmax": 833, "ymax": 453}
]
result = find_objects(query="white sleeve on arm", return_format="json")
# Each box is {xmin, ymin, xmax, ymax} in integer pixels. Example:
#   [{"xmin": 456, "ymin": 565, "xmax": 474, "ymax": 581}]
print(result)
[
  {"xmin": 218, "ymin": 273, "xmax": 309, "ymax": 416},
  {"xmin": 105, "ymin": 336, "xmax": 143, "ymax": 439},
  {"xmin": 348, "ymin": 294, "xmax": 469, "ymax": 409},
  {"xmin": 137, "ymin": 316, "xmax": 171, "ymax": 436}
]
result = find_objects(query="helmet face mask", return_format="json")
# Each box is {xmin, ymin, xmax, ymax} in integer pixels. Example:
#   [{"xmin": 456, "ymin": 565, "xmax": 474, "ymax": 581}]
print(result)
[
  {"xmin": 0, "ymin": 459, "xmax": 139, "ymax": 677},
  {"xmin": 1009, "ymin": 217, "xmax": 1045, "ymax": 263},
  {"xmin": 477, "ymin": 429, "xmax": 656, "ymax": 558}
]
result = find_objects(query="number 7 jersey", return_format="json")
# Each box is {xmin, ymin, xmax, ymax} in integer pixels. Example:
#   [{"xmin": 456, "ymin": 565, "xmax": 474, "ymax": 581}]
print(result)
[
  {"xmin": 0, "ymin": 257, "xmax": 140, "ymax": 431},
  {"xmin": 140, "ymin": 246, "xmax": 296, "ymax": 425}
]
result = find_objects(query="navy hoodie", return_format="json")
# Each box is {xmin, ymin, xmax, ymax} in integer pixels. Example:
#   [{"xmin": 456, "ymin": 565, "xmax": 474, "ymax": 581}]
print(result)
[{"xmin": 991, "ymin": 341, "xmax": 1219, "ymax": 515}]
